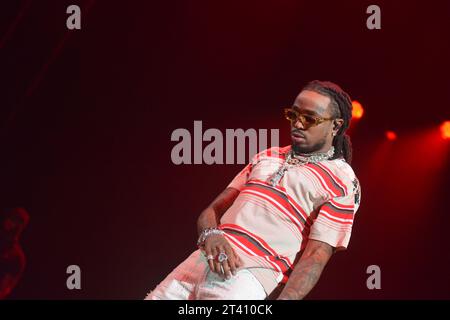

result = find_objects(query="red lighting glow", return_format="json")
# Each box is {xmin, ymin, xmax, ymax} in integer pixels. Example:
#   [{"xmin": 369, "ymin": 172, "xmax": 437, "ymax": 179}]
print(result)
[
  {"xmin": 386, "ymin": 131, "xmax": 397, "ymax": 141},
  {"xmin": 352, "ymin": 101, "xmax": 364, "ymax": 119},
  {"xmin": 440, "ymin": 121, "xmax": 450, "ymax": 139}
]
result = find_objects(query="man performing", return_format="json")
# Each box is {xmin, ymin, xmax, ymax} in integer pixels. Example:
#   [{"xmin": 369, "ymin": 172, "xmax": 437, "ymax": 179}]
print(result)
[{"xmin": 146, "ymin": 80, "xmax": 362, "ymax": 300}]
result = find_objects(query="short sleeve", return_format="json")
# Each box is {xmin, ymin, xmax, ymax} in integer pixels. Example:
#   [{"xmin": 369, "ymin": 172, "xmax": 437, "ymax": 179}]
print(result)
[{"xmin": 308, "ymin": 180, "xmax": 361, "ymax": 251}]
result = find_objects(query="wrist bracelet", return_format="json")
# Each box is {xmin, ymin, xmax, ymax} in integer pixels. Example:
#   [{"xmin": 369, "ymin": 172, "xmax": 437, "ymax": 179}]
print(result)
[{"xmin": 197, "ymin": 227, "xmax": 224, "ymax": 248}]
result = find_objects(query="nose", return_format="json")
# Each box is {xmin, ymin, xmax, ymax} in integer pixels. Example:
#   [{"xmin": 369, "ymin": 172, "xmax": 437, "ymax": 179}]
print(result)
[{"xmin": 293, "ymin": 119, "xmax": 305, "ymax": 130}]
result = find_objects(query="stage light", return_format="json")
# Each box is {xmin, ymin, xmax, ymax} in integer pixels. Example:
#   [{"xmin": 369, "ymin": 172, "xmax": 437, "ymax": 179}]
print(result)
[
  {"xmin": 386, "ymin": 131, "xmax": 397, "ymax": 141},
  {"xmin": 440, "ymin": 121, "xmax": 450, "ymax": 140},
  {"xmin": 352, "ymin": 101, "xmax": 364, "ymax": 119}
]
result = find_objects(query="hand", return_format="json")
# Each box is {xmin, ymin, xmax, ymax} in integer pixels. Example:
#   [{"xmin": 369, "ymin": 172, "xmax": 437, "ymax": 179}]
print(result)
[{"xmin": 203, "ymin": 234, "xmax": 242, "ymax": 280}]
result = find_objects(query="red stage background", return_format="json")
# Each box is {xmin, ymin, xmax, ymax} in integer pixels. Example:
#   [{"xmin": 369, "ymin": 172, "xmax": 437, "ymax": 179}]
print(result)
[{"xmin": 0, "ymin": 0, "xmax": 449, "ymax": 299}]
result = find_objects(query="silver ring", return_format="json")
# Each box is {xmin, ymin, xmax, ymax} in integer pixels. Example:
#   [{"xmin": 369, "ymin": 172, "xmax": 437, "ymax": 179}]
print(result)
[
  {"xmin": 206, "ymin": 254, "xmax": 214, "ymax": 260},
  {"xmin": 217, "ymin": 252, "xmax": 228, "ymax": 263}
]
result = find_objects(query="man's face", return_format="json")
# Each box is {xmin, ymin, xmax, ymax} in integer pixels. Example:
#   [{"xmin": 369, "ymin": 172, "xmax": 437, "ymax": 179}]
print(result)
[{"xmin": 290, "ymin": 90, "xmax": 338, "ymax": 154}]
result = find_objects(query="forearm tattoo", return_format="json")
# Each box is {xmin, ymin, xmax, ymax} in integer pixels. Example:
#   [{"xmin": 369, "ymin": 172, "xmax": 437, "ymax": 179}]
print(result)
[{"xmin": 277, "ymin": 249, "xmax": 329, "ymax": 300}]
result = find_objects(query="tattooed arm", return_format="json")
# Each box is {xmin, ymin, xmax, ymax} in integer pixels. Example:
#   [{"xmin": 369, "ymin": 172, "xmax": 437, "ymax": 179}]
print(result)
[{"xmin": 277, "ymin": 239, "xmax": 334, "ymax": 300}]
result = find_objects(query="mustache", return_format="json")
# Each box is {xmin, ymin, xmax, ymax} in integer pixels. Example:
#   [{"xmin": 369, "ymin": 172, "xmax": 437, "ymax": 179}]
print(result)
[{"xmin": 291, "ymin": 130, "xmax": 306, "ymax": 138}]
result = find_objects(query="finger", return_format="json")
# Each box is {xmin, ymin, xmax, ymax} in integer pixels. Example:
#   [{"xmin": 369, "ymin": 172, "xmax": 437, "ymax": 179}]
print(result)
[
  {"xmin": 210, "ymin": 246, "xmax": 220, "ymax": 274},
  {"xmin": 219, "ymin": 246, "xmax": 233, "ymax": 279},
  {"xmin": 214, "ymin": 259, "xmax": 223, "ymax": 276},
  {"xmin": 222, "ymin": 260, "xmax": 232, "ymax": 280},
  {"xmin": 223, "ymin": 245, "xmax": 237, "ymax": 276},
  {"xmin": 215, "ymin": 247, "xmax": 226, "ymax": 277},
  {"xmin": 230, "ymin": 246, "xmax": 242, "ymax": 268},
  {"xmin": 236, "ymin": 254, "xmax": 242, "ymax": 268},
  {"xmin": 204, "ymin": 245, "xmax": 215, "ymax": 272},
  {"xmin": 214, "ymin": 250, "xmax": 224, "ymax": 277}
]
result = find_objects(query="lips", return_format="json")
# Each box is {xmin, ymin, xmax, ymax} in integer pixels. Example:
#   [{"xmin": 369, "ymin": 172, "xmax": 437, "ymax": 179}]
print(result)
[
  {"xmin": 291, "ymin": 131, "xmax": 306, "ymax": 139},
  {"xmin": 291, "ymin": 131, "xmax": 306, "ymax": 144}
]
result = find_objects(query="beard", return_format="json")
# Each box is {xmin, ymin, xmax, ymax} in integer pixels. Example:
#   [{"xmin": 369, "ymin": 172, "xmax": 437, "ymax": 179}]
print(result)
[{"xmin": 291, "ymin": 137, "xmax": 327, "ymax": 154}]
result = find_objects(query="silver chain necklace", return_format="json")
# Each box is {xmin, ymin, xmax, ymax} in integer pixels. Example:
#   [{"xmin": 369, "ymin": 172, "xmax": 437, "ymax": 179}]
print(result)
[{"xmin": 268, "ymin": 146, "xmax": 335, "ymax": 186}]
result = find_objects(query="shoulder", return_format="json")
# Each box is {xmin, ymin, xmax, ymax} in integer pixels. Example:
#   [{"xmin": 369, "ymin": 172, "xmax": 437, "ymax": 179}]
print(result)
[
  {"xmin": 320, "ymin": 158, "xmax": 361, "ymax": 197},
  {"xmin": 251, "ymin": 145, "xmax": 290, "ymax": 161},
  {"xmin": 321, "ymin": 158, "xmax": 362, "ymax": 207},
  {"xmin": 318, "ymin": 157, "xmax": 355, "ymax": 182},
  {"xmin": 330, "ymin": 158, "xmax": 357, "ymax": 182}
]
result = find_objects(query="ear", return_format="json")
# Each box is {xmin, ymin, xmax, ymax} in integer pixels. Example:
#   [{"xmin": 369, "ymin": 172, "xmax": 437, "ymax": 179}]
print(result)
[{"xmin": 333, "ymin": 119, "xmax": 344, "ymax": 134}]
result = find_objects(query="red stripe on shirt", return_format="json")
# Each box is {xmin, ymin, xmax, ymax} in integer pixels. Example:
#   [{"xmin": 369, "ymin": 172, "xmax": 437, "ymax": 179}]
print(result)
[
  {"xmin": 316, "ymin": 162, "xmax": 348, "ymax": 195},
  {"xmin": 248, "ymin": 179, "xmax": 310, "ymax": 224},
  {"xmin": 220, "ymin": 223, "xmax": 293, "ymax": 268},
  {"xmin": 223, "ymin": 230, "xmax": 289, "ymax": 273},
  {"xmin": 330, "ymin": 198, "xmax": 354, "ymax": 210},
  {"xmin": 305, "ymin": 164, "xmax": 346, "ymax": 198},
  {"xmin": 318, "ymin": 210, "xmax": 354, "ymax": 225},
  {"xmin": 241, "ymin": 186, "xmax": 305, "ymax": 234},
  {"xmin": 320, "ymin": 205, "xmax": 354, "ymax": 221}
]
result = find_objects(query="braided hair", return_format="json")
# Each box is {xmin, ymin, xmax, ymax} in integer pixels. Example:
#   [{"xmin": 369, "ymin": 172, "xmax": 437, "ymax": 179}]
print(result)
[{"xmin": 302, "ymin": 80, "xmax": 354, "ymax": 164}]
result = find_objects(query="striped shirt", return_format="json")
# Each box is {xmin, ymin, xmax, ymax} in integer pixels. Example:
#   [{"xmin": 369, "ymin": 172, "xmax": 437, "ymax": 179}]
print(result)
[{"xmin": 219, "ymin": 145, "xmax": 362, "ymax": 296}]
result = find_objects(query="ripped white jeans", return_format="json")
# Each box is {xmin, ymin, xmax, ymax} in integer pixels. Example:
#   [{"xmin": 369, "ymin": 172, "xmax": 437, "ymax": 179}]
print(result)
[{"xmin": 145, "ymin": 249, "xmax": 267, "ymax": 300}]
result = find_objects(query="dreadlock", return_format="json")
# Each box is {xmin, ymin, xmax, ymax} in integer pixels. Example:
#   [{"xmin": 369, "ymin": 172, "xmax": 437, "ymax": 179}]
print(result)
[{"xmin": 302, "ymin": 80, "xmax": 353, "ymax": 164}]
